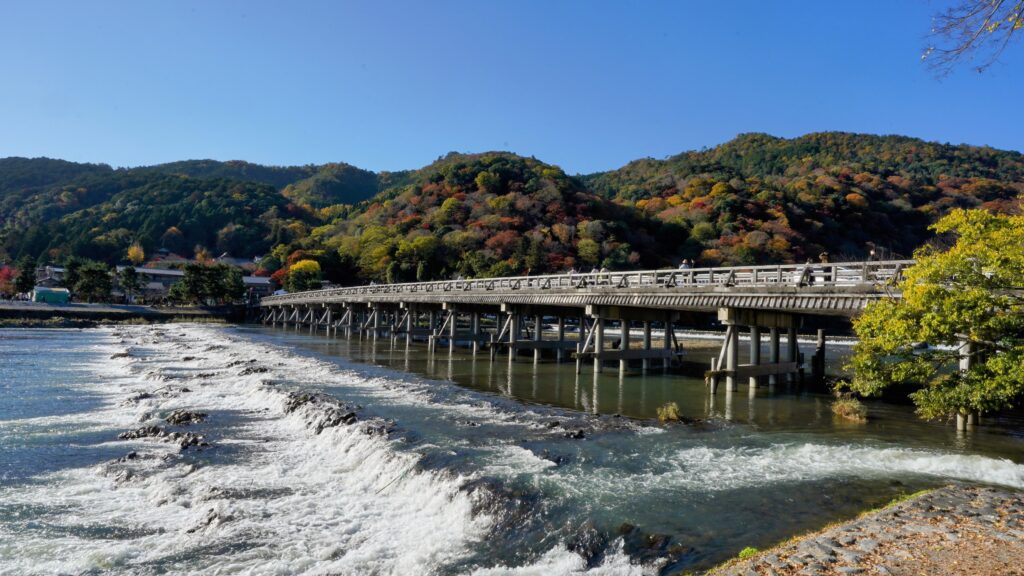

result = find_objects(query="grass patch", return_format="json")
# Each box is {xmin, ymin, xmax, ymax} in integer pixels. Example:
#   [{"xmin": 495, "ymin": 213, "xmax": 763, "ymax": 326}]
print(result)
[
  {"xmin": 832, "ymin": 397, "xmax": 868, "ymax": 422},
  {"xmin": 656, "ymin": 402, "xmax": 681, "ymax": 423},
  {"xmin": 737, "ymin": 546, "xmax": 759, "ymax": 560}
]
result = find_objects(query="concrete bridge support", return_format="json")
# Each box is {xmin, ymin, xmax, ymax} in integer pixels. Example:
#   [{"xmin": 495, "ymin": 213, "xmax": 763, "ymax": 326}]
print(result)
[
  {"xmin": 711, "ymin": 308, "xmax": 801, "ymax": 394},
  {"xmin": 787, "ymin": 326, "xmax": 798, "ymax": 384},
  {"xmin": 749, "ymin": 325, "xmax": 761, "ymax": 393},
  {"xmin": 955, "ymin": 340, "xmax": 982, "ymax": 431},
  {"xmin": 575, "ymin": 306, "xmax": 677, "ymax": 375},
  {"xmin": 768, "ymin": 328, "xmax": 780, "ymax": 386}
]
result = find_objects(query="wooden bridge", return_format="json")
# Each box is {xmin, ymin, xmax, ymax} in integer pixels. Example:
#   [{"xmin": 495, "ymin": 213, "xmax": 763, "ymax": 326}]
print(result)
[{"xmin": 256, "ymin": 260, "xmax": 910, "ymax": 393}]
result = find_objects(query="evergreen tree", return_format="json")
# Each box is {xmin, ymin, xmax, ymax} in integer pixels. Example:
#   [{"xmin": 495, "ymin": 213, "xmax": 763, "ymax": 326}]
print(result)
[
  {"xmin": 74, "ymin": 261, "xmax": 113, "ymax": 302},
  {"xmin": 14, "ymin": 255, "xmax": 37, "ymax": 295},
  {"xmin": 119, "ymin": 266, "xmax": 142, "ymax": 302}
]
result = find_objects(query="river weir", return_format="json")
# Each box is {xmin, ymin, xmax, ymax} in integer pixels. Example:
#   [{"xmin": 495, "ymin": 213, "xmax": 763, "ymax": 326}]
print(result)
[{"xmin": 1, "ymin": 324, "xmax": 1023, "ymax": 575}]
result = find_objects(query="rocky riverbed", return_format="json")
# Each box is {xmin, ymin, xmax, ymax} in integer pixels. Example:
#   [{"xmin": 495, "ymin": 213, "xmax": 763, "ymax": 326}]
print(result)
[{"xmin": 710, "ymin": 484, "xmax": 1024, "ymax": 576}]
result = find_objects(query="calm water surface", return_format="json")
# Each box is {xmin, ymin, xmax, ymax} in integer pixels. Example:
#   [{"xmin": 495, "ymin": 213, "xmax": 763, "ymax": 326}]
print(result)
[{"xmin": 1, "ymin": 324, "xmax": 1022, "ymax": 575}]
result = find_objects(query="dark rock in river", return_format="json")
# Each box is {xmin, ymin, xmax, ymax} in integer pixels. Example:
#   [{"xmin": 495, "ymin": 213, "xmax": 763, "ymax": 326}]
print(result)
[
  {"xmin": 125, "ymin": 392, "xmax": 153, "ymax": 404},
  {"xmin": 172, "ymin": 431, "xmax": 209, "ymax": 450},
  {"xmin": 540, "ymin": 449, "xmax": 571, "ymax": 466},
  {"xmin": 284, "ymin": 392, "xmax": 362, "ymax": 434},
  {"xmin": 239, "ymin": 366, "xmax": 269, "ymax": 376},
  {"xmin": 118, "ymin": 425, "xmax": 209, "ymax": 449},
  {"xmin": 187, "ymin": 507, "xmax": 232, "ymax": 533},
  {"xmin": 564, "ymin": 429, "xmax": 586, "ymax": 440},
  {"xmin": 567, "ymin": 521, "xmax": 609, "ymax": 568},
  {"xmin": 165, "ymin": 410, "xmax": 208, "ymax": 426},
  {"xmin": 618, "ymin": 523, "xmax": 679, "ymax": 565},
  {"xmin": 119, "ymin": 425, "xmax": 165, "ymax": 440}
]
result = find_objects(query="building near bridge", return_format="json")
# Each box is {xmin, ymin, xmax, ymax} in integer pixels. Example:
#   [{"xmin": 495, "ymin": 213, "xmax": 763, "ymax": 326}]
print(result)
[
  {"xmin": 31, "ymin": 286, "xmax": 70, "ymax": 304},
  {"xmin": 35, "ymin": 265, "xmax": 273, "ymax": 302}
]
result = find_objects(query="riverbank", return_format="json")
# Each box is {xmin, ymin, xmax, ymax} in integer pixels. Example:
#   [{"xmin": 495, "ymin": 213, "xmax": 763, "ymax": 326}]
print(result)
[
  {"xmin": 709, "ymin": 484, "xmax": 1024, "ymax": 576},
  {"xmin": 0, "ymin": 301, "xmax": 240, "ymax": 326}
]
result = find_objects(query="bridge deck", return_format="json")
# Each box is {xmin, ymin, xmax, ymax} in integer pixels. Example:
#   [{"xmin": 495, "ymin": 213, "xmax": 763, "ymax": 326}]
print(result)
[{"xmin": 259, "ymin": 260, "xmax": 909, "ymax": 317}]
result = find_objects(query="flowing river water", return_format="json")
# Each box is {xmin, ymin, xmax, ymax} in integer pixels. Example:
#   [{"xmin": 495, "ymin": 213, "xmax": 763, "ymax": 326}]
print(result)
[{"xmin": 1, "ymin": 324, "xmax": 1023, "ymax": 575}]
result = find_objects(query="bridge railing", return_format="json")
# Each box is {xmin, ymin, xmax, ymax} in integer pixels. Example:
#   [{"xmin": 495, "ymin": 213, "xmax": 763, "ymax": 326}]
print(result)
[{"xmin": 260, "ymin": 260, "xmax": 914, "ymax": 305}]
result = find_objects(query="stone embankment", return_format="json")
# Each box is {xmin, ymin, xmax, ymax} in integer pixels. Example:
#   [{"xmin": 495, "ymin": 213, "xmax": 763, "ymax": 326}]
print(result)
[
  {"xmin": 0, "ymin": 301, "xmax": 241, "ymax": 326},
  {"xmin": 710, "ymin": 485, "xmax": 1024, "ymax": 576}
]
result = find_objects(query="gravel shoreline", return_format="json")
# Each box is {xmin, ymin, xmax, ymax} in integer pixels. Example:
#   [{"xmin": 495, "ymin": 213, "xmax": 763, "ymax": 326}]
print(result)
[{"xmin": 709, "ymin": 484, "xmax": 1024, "ymax": 576}]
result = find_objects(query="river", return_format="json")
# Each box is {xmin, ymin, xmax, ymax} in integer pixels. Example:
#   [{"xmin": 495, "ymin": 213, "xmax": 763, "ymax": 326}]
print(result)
[{"xmin": 1, "ymin": 324, "xmax": 1022, "ymax": 575}]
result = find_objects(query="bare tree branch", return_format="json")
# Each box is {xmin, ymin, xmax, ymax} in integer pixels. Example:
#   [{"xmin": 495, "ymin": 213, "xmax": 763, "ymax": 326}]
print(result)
[{"xmin": 925, "ymin": 0, "xmax": 1024, "ymax": 75}]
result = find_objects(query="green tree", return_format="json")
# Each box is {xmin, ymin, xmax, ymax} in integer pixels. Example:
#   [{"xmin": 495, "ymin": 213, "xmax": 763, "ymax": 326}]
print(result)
[
  {"xmin": 222, "ymin": 266, "xmax": 244, "ymax": 302},
  {"xmin": 848, "ymin": 207, "xmax": 1024, "ymax": 422},
  {"xmin": 169, "ymin": 262, "xmax": 242, "ymax": 305},
  {"xmin": 14, "ymin": 255, "xmax": 37, "ymax": 295},
  {"xmin": 75, "ymin": 261, "xmax": 113, "ymax": 302},
  {"xmin": 577, "ymin": 238, "xmax": 600, "ymax": 267},
  {"xmin": 119, "ymin": 266, "xmax": 142, "ymax": 302},
  {"xmin": 62, "ymin": 256, "xmax": 83, "ymax": 291}
]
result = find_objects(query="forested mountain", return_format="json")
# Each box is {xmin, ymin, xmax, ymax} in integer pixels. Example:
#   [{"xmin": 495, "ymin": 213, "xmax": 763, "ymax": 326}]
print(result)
[
  {"xmin": 149, "ymin": 159, "xmax": 394, "ymax": 207},
  {"xmin": 0, "ymin": 157, "xmax": 113, "ymax": 193},
  {"xmin": 584, "ymin": 133, "xmax": 1024, "ymax": 262},
  {"xmin": 147, "ymin": 159, "xmax": 316, "ymax": 189},
  {"xmin": 0, "ymin": 169, "xmax": 313, "ymax": 263},
  {"xmin": 281, "ymin": 163, "xmax": 411, "ymax": 208},
  {"xmin": 285, "ymin": 152, "xmax": 683, "ymax": 283},
  {"xmin": 1, "ymin": 133, "xmax": 1021, "ymax": 286}
]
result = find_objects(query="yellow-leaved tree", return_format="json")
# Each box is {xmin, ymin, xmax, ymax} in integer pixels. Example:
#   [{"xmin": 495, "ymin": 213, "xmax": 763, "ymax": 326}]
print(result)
[
  {"xmin": 126, "ymin": 243, "xmax": 145, "ymax": 265},
  {"xmin": 286, "ymin": 259, "xmax": 322, "ymax": 292},
  {"xmin": 848, "ymin": 206, "xmax": 1024, "ymax": 424}
]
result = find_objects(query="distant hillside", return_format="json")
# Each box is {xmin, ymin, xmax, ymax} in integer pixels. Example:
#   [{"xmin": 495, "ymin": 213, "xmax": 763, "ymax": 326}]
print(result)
[
  {"xmin": 583, "ymin": 133, "xmax": 1024, "ymax": 262},
  {"xmin": 294, "ymin": 152, "xmax": 682, "ymax": 283},
  {"xmin": 0, "ymin": 162, "xmax": 316, "ymax": 263},
  {"xmin": 1, "ymin": 133, "xmax": 1021, "ymax": 284},
  {"xmin": 0, "ymin": 157, "xmax": 113, "ymax": 194},
  {"xmin": 149, "ymin": 159, "xmax": 389, "ymax": 207},
  {"xmin": 282, "ymin": 163, "xmax": 412, "ymax": 208},
  {"xmin": 147, "ymin": 159, "xmax": 316, "ymax": 189}
]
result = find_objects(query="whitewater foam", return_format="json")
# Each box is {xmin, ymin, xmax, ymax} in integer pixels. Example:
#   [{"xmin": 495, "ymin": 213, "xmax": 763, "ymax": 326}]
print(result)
[
  {"xmin": 663, "ymin": 443, "xmax": 1024, "ymax": 490},
  {"xmin": 0, "ymin": 325, "xmax": 493, "ymax": 575}
]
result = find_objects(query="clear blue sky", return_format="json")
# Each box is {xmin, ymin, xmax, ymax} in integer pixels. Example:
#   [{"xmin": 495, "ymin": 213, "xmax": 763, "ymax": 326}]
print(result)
[{"xmin": 1, "ymin": 1, "xmax": 1021, "ymax": 174}]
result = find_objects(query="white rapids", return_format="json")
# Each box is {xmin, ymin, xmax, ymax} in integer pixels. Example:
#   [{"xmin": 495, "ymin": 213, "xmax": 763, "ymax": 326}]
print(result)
[
  {"xmin": 2, "ymin": 323, "xmax": 1023, "ymax": 576},
  {"xmin": 0, "ymin": 324, "xmax": 491, "ymax": 575}
]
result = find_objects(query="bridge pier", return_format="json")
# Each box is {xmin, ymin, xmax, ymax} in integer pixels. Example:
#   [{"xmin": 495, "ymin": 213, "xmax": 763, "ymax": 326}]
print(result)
[
  {"xmin": 812, "ymin": 329, "xmax": 826, "ymax": 382},
  {"xmin": 533, "ymin": 314, "xmax": 542, "ymax": 364},
  {"xmin": 787, "ymin": 326, "xmax": 798, "ymax": 384},
  {"xmin": 471, "ymin": 312, "xmax": 481, "ymax": 354},
  {"xmin": 619, "ymin": 319, "xmax": 631, "ymax": 376},
  {"xmin": 955, "ymin": 340, "xmax": 982, "ymax": 431},
  {"xmin": 749, "ymin": 325, "xmax": 761, "ymax": 393},
  {"xmin": 712, "ymin": 308, "xmax": 801, "ymax": 393},
  {"xmin": 725, "ymin": 324, "xmax": 739, "ymax": 392},
  {"xmin": 556, "ymin": 316, "xmax": 566, "ymax": 363},
  {"xmin": 768, "ymin": 327, "xmax": 780, "ymax": 386},
  {"xmin": 641, "ymin": 320, "xmax": 652, "ymax": 372}
]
